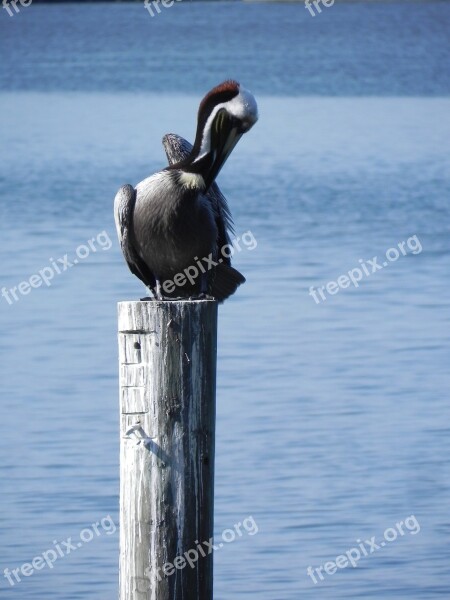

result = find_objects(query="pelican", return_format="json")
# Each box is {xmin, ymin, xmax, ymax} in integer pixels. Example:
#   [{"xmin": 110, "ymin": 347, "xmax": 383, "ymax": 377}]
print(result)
[{"xmin": 114, "ymin": 80, "xmax": 258, "ymax": 302}]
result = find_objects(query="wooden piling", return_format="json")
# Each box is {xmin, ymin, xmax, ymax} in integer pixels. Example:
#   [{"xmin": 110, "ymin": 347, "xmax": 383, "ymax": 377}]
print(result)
[{"xmin": 118, "ymin": 300, "xmax": 218, "ymax": 600}]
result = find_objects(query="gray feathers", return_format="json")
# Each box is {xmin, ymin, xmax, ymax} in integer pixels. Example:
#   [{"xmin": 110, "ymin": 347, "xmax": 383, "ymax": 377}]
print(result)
[
  {"xmin": 114, "ymin": 134, "xmax": 245, "ymax": 301},
  {"xmin": 114, "ymin": 183, "xmax": 156, "ymax": 289}
]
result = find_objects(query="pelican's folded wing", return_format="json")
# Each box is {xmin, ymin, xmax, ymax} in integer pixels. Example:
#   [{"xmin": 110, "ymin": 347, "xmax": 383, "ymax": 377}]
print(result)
[{"xmin": 114, "ymin": 183, "xmax": 156, "ymax": 289}]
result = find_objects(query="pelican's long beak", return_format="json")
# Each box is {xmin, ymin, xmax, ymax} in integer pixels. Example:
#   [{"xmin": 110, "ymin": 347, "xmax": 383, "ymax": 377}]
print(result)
[{"xmin": 203, "ymin": 109, "xmax": 243, "ymax": 191}]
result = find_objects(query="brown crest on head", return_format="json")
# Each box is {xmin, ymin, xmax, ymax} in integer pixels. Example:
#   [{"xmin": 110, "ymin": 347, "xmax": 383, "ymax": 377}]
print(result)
[
  {"xmin": 198, "ymin": 80, "xmax": 240, "ymax": 118},
  {"xmin": 192, "ymin": 80, "xmax": 240, "ymax": 153}
]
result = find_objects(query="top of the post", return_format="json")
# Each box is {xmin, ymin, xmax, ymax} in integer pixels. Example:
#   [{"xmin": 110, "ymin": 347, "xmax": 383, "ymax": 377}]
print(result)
[{"xmin": 118, "ymin": 299, "xmax": 218, "ymax": 333}]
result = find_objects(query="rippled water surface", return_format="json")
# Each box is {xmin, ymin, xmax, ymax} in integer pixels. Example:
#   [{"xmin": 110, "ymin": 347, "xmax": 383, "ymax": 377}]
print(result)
[{"xmin": 0, "ymin": 3, "xmax": 449, "ymax": 599}]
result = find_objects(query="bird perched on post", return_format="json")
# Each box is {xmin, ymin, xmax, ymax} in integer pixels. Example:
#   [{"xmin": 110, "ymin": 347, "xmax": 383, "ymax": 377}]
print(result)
[{"xmin": 114, "ymin": 80, "xmax": 258, "ymax": 302}]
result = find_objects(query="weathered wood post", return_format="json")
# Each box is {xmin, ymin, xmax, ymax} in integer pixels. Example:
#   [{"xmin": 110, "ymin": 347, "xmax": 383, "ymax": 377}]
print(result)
[{"xmin": 118, "ymin": 300, "xmax": 218, "ymax": 600}]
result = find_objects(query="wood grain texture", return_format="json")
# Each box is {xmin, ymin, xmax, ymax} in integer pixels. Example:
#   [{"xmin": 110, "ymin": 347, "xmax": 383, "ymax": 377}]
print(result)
[{"xmin": 118, "ymin": 300, "xmax": 218, "ymax": 600}]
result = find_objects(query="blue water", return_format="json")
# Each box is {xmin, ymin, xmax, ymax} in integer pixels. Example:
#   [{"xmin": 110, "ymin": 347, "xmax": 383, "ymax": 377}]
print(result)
[{"xmin": 0, "ymin": 2, "xmax": 449, "ymax": 599}]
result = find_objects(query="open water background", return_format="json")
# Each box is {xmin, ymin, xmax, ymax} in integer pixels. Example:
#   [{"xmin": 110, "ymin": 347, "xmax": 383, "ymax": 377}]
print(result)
[{"xmin": 0, "ymin": 2, "xmax": 449, "ymax": 598}]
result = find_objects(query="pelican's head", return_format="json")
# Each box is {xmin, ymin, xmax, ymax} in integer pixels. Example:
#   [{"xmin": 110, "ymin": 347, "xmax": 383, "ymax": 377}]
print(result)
[{"xmin": 186, "ymin": 80, "xmax": 258, "ymax": 190}]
